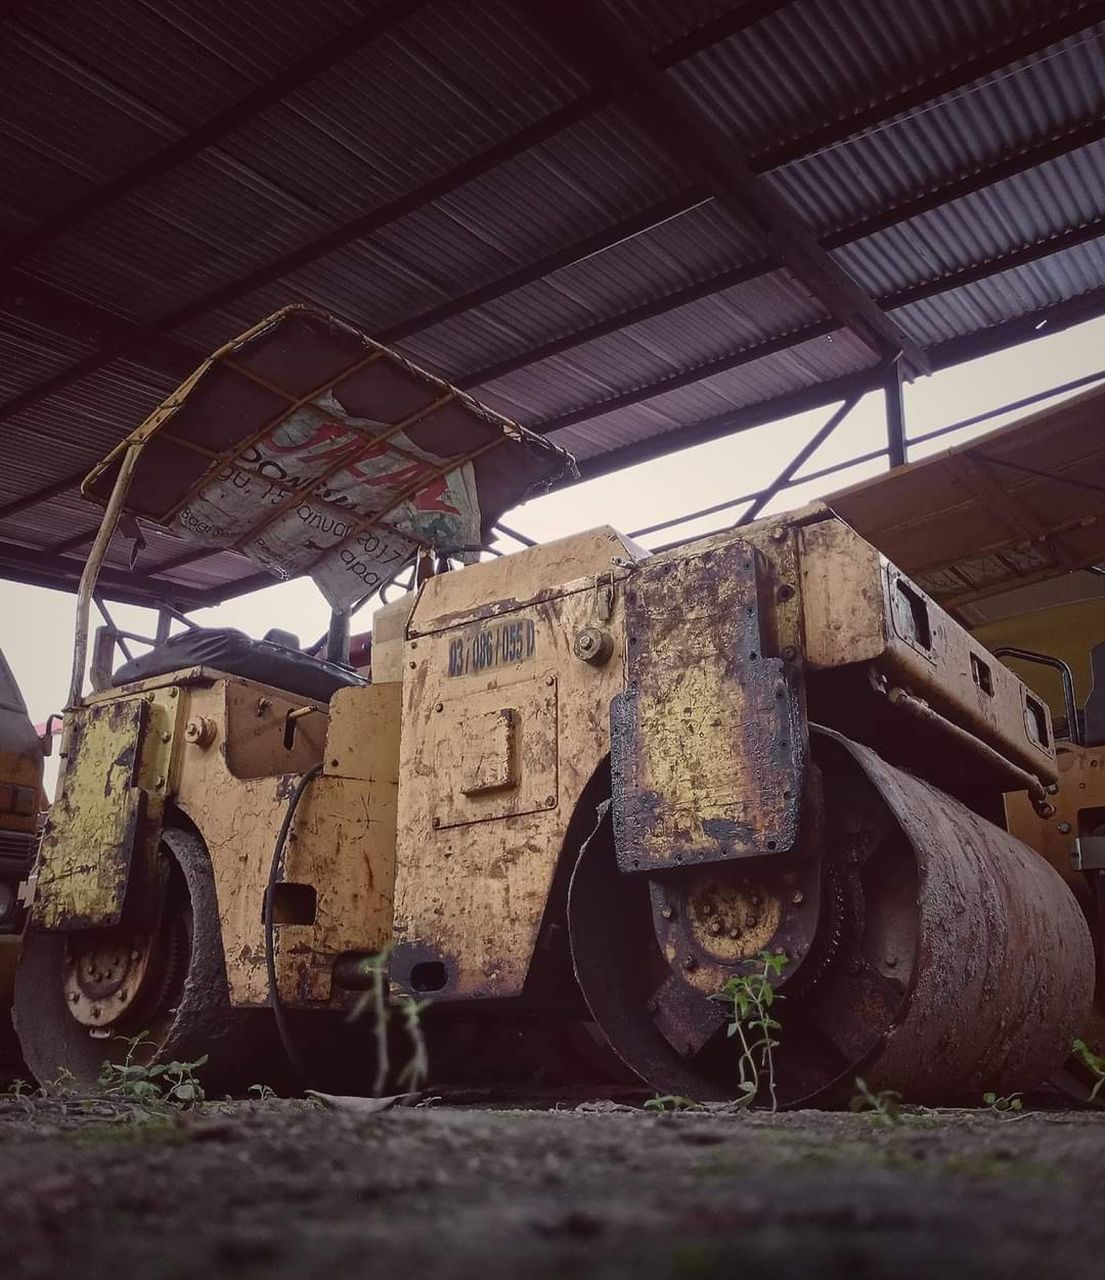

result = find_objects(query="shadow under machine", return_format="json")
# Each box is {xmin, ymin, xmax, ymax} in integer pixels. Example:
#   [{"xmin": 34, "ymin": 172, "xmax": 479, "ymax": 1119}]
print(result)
[{"xmin": 15, "ymin": 306, "xmax": 1098, "ymax": 1106}]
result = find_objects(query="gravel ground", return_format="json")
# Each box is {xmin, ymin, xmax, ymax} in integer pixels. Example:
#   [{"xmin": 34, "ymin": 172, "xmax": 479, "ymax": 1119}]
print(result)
[{"xmin": 0, "ymin": 1094, "xmax": 1101, "ymax": 1280}]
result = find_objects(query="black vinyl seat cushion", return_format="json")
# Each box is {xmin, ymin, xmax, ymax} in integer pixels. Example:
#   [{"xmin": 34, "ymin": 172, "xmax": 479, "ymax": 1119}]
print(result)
[{"xmin": 112, "ymin": 627, "xmax": 366, "ymax": 704}]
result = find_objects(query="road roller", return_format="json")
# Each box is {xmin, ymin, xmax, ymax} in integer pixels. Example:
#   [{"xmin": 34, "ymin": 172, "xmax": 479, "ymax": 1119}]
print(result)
[{"xmin": 12, "ymin": 306, "xmax": 1096, "ymax": 1106}]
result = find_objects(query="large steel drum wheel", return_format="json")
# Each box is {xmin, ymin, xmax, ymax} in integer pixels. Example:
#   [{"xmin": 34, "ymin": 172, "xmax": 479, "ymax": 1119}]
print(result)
[
  {"xmin": 14, "ymin": 827, "xmax": 261, "ymax": 1092},
  {"xmin": 569, "ymin": 728, "xmax": 1094, "ymax": 1107}
]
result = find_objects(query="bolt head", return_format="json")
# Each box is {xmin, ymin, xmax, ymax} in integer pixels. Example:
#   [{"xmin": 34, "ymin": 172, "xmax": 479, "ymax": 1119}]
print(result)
[
  {"xmin": 660, "ymin": 906, "xmax": 674, "ymax": 920},
  {"xmin": 770, "ymin": 526, "xmax": 788, "ymax": 543},
  {"xmin": 791, "ymin": 890, "xmax": 804, "ymax": 906},
  {"xmin": 160, "ymin": 730, "xmax": 172, "ymax": 743},
  {"xmin": 435, "ymin": 702, "xmax": 444, "ymax": 713},
  {"xmin": 682, "ymin": 955, "xmax": 697, "ymax": 971},
  {"xmin": 1058, "ymin": 821, "xmax": 1072, "ymax": 834},
  {"xmin": 431, "ymin": 817, "xmax": 441, "ymax": 829}
]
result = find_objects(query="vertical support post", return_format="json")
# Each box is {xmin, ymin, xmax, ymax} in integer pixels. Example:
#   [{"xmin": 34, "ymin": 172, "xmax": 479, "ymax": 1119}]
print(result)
[
  {"xmin": 326, "ymin": 607, "xmax": 351, "ymax": 665},
  {"xmin": 155, "ymin": 608, "xmax": 172, "ymax": 645},
  {"xmin": 67, "ymin": 442, "xmax": 143, "ymax": 708},
  {"xmin": 885, "ymin": 355, "xmax": 907, "ymax": 469}
]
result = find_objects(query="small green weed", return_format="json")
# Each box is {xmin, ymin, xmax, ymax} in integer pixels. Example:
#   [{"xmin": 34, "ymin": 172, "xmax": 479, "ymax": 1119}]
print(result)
[
  {"xmin": 247, "ymin": 1083, "xmax": 277, "ymax": 1101},
  {"xmin": 1072, "ymin": 1038, "xmax": 1105, "ymax": 1102},
  {"xmin": 97, "ymin": 1033, "xmax": 207, "ymax": 1107},
  {"xmin": 850, "ymin": 1077, "xmax": 902, "ymax": 1125},
  {"xmin": 712, "ymin": 949, "xmax": 787, "ymax": 1111},
  {"xmin": 643, "ymin": 1094, "xmax": 705, "ymax": 1113},
  {"xmin": 982, "ymin": 1091, "xmax": 1023, "ymax": 1117},
  {"xmin": 349, "ymin": 945, "xmax": 432, "ymax": 1096}
]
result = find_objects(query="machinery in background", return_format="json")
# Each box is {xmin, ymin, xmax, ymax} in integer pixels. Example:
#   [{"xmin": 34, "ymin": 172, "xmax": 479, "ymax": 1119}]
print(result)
[
  {"xmin": 8, "ymin": 308, "xmax": 1099, "ymax": 1105},
  {"xmin": 0, "ymin": 648, "xmax": 46, "ymax": 1069}
]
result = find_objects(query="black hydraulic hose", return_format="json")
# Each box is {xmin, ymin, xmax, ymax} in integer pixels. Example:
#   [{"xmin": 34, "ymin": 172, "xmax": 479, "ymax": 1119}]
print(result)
[{"xmin": 264, "ymin": 762, "xmax": 324, "ymax": 1082}]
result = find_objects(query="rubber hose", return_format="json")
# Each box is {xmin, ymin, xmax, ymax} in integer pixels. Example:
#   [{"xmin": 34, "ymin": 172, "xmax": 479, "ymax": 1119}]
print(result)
[{"xmin": 264, "ymin": 761, "xmax": 324, "ymax": 1082}]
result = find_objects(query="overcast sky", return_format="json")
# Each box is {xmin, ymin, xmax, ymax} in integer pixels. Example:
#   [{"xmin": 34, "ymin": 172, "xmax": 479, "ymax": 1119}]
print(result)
[{"xmin": 2, "ymin": 313, "xmax": 1103, "ymax": 794}]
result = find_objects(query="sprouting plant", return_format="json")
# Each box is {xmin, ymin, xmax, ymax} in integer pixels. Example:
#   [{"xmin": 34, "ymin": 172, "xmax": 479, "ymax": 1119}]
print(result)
[
  {"xmin": 248, "ymin": 1083, "xmax": 277, "ymax": 1101},
  {"xmin": 850, "ymin": 1077, "xmax": 902, "ymax": 1125},
  {"xmin": 712, "ymin": 949, "xmax": 787, "ymax": 1111},
  {"xmin": 6, "ymin": 1078, "xmax": 31, "ymax": 1098},
  {"xmin": 396, "ymin": 996, "xmax": 431, "ymax": 1094},
  {"xmin": 349, "ymin": 945, "xmax": 431, "ymax": 1097},
  {"xmin": 97, "ymin": 1033, "xmax": 207, "ymax": 1107},
  {"xmin": 643, "ymin": 1094, "xmax": 705, "ymax": 1113},
  {"xmin": 983, "ymin": 1091, "xmax": 1023, "ymax": 1116},
  {"xmin": 40, "ymin": 1066, "xmax": 76, "ymax": 1098},
  {"xmin": 1072, "ymin": 1038, "xmax": 1105, "ymax": 1102}
]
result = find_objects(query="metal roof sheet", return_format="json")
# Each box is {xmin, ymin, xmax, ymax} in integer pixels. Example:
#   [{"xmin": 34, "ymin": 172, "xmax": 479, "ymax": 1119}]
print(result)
[{"xmin": 1, "ymin": 0, "xmax": 1103, "ymax": 607}]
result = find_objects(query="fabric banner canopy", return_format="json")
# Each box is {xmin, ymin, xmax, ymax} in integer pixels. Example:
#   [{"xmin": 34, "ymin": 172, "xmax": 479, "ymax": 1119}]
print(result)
[{"xmin": 84, "ymin": 307, "xmax": 576, "ymax": 609}]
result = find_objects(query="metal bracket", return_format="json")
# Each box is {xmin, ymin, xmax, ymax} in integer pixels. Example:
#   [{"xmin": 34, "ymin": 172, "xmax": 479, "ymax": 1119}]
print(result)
[{"xmin": 1073, "ymin": 836, "xmax": 1105, "ymax": 872}]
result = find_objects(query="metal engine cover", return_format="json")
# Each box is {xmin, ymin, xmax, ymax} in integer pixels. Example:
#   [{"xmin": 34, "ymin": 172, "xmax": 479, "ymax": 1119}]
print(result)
[{"xmin": 611, "ymin": 540, "xmax": 806, "ymax": 872}]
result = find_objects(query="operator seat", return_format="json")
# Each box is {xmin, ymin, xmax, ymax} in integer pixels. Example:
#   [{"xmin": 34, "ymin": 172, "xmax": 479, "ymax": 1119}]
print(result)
[{"xmin": 111, "ymin": 627, "xmax": 366, "ymax": 704}]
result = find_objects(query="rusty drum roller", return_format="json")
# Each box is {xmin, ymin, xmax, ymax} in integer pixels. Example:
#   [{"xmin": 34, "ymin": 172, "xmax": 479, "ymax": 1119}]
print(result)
[{"xmin": 569, "ymin": 728, "xmax": 1094, "ymax": 1107}]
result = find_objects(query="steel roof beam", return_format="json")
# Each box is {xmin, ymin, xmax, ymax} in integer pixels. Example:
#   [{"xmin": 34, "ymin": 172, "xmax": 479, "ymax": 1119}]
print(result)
[
  {"xmin": 571, "ymin": 289, "xmax": 1105, "ymax": 484},
  {"xmin": 377, "ymin": 190, "xmax": 710, "ymax": 345},
  {"xmin": 462, "ymin": 115, "xmax": 1105, "ymax": 389},
  {"xmin": 821, "ymin": 115, "xmax": 1105, "ymax": 250},
  {"xmin": 4, "ymin": 0, "xmax": 1095, "ymax": 433},
  {"xmin": 4, "ymin": 276, "xmax": 198, "ymax": 378},
  {"xmin": 520, "ymin": 0, "xmax": 930, "ymax": 375},
  {"xmin": 753, "ymin": 3, "xmax": 1105, "ymax": 172},
  {"xmin": 0, "ymin": 0, "xmax": 430, "ymax": 274},
  {"xmin": 529, "ymin": 217, "xmax": 1105, "ymax": 436}
]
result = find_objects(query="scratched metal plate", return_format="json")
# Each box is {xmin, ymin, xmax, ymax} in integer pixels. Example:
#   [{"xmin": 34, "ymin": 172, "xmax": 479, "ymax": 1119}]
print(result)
[
  {"xmin": 611, "ymin": 539, "xmax": 805, "ymax": 872},
  {"xmin": 32, "ymin": 699, "xmax": 148, "ymax": 930}
]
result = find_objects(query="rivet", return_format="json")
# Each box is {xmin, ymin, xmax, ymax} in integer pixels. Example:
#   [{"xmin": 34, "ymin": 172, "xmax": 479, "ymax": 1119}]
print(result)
[
  {"xmin": 435, "ymin": 702, "xmax": 444, "ymax": 713},
  {"xmin": 781, "ymin": 646, "xmax": 797, "ymax": 662},
  {"xmin": 778, "ymin": 584, "xmax": 796, "ymax": 603},
  {"xmin": 160, "ymin": 730, "xmax": 171, "ymax": 742},
  {"xmin": 660, "ymin": 906, "xmax": 673, "ymax": 920},
  {"xmin": 708, "ymin": 922, "xmax": 722, "ymax": 937},
  {"xmin": 682, "ymin": 955, "xmax": 697, "ymax": 971},
  {"xmin": 770, "ymin": 526, "xmax": 788, "ymax": 543},
  {"xmin": 431, "ymin": 817, "xmax": 441, "ymax": 829},
  {"xmin": 791, "ymin": 890, "xmax": 804, "ymax": 906},
  {"xmin": 885, "ymin": 957, "xmax": 897, "ymax": 969},
  {"xmin": 545, "ymin": 795, "xmax": 556, "ymax": 807},
  {"xmin": 155, "ymin": 775, "xmax": 165, "ymax": 789},
  {"xmin": 169, "ymin": 689, "xmax": 178, "ymax": 698},
  {"xmin": 545, "ymin": 675, "xmax": 555, "ymax": 687},
  {"xmin": 1057, "ymin": 821, "xmax": 1072, "ymax": 834},
  {"xmin": 409, "ymin": 661, "xmax": 417, "ymax": 669}
]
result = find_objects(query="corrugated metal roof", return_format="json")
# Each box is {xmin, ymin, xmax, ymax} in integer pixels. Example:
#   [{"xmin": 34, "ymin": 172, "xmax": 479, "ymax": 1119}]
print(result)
[{"xmin": 1, "ymin": 0, "xmax": 1103, "ymax": 607}]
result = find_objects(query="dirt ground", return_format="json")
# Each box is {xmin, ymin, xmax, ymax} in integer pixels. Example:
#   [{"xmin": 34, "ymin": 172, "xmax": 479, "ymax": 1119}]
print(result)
[{"xmin": 0, "ymin": 1094, "xmax": 1101, "ymax": 1280}]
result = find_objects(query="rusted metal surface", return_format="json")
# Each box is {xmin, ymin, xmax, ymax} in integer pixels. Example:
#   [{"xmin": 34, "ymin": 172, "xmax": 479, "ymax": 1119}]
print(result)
[
  {"xmin": 798, "ymin": 512, "xmax": 1058, "ymax": 784},
  {"xmin": 393, "ymin": 530, "xmax": 638, "ymax": 1002},
  {"xmin": 16, "ymin": 826, "xmax": 273, "ymax": 1091},
  {"xmin": 1005, "ymin": 741, "xmax": 1105, "ymax": 1077},
  {"xmin": 611, "ymin": 540, "xmax": 806, "ymax": 873},
  {"xmin": 571, "ymin": 728, "xmax": 1093, "ymax": 1106},
  {"xmin": 833, "ymin": 729, "xmax": 1094, "ymax": 1101},
  {"xmin": 32, "ymin": 699, "xmax": 148, "ymax": 930}
]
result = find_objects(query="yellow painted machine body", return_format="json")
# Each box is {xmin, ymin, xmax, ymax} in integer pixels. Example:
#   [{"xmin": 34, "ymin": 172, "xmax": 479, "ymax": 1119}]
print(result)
[
  {"xmin": 29, "ymin": 507, "xmax": 1059, "ymax": 1014},
  {"xmin": 0, "ymin": 649, "xmax": 43, "ymax": 932}
]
